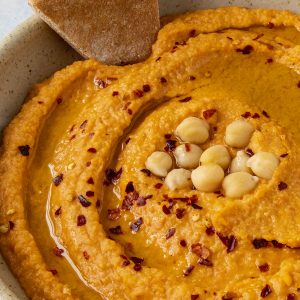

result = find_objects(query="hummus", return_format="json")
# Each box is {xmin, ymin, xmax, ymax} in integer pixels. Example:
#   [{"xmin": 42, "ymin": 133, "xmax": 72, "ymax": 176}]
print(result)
[{"xmin": 1, "ymin": 7, "xmax": 300, "ymax": 300}]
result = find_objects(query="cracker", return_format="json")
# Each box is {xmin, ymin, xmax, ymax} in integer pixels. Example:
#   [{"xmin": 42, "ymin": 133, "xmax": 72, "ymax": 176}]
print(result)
[{"xmin": 28, "ymin": 0, "xmax": 160, "ymax": 65}]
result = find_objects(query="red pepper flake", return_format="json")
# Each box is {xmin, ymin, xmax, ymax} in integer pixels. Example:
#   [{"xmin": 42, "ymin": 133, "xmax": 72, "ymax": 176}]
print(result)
[
  {"xmin": 280, "ymin": 153, "xmax": 288, "ymax": 158},
  {"xmin": 125, "ymin": 181, "xmax": 135, "ymax": 193},
  {"xmin": 189, "ymin": 29, "xmax": 196, "ymax": 37},
  {"xmin": 142, "ymin": 84, "xmax": 151, "ymax": 92},
  {"xmin": 261, "ymin": 284, "xmax": 272, "ymax": 298},
  {"xmin": 78, "ymin": 195, "xmax": 92, "ymax": 207},
  {"xmin": 170, "ymin": 45, "xmax": 178, "ymax": 53},
  {"xmin": 53, "ymin": 174, "xmax": 63, "ymax": 186},
  {"xmin": 179, "ymin": 96, "xmax": 192, "ymax": 103},
  {"xmin": 155, "ymin": 57, "xmax": 161, "ymax": 62},
  {"xmin": 140, "ymin": 168, "xmax": 151, "ymax": 176},
  {"xmin": 50, "ymin": 269, "xmax": 58, "ymax": 275},
  {"xmin": 86, "ymin": 161, "xmax": 91, "ymax": 167},
  {"xmin": 96, "ymin": 200, "xmax": 100, "ymax": 208},
  {"xmin": 38, "ymin": 101, "xmax": 44, "ymax": 104},
  {"xmin": 160, "ymin": 77, "xmax": 167, "ymax": 84},
  {"xmin": 241, "ymin": 112, "xmax": 251, "ymax": 118},
  {"xmin": 287, "ymin": 293, "xmax": 296, "ymax": 300},
  {"xmin": 268, "ymin": 22, "xmax": 275, "ymax": 29},
  {"xmin": 191, "ymin": 295, "xmax": 199, "ymax": 300},
  {"xmin": 18, "ymin": 145, "xmax": 30, "ymax": 156},
  {"xmin": 112, "ymin": 91, "xmax": 119, "ymax": 96},
  {"xmin": 262, "ymin": 110, "xmax": 270, "ymax": 118},
  {"xmin": 162, "ymin": 205, "xmax": 171, "ymax": 215},
  {"xmin": 259, "ymin": 263, "xmax": 269, "ymax": 272},
  {"xmin": 77, "ymin": 215, "xmax": 86, "ymax": 226},
  {"xmin": 109, "ymin": 225, "xmax": 123, "ymax": 234},
  {"xmin": 271, "ymin": 240, "xmax": 285, "ymax": 248},
  {"xmin": 154, "ymin": 183, "xmax": 163, "ymax": 189},
  {"xmin": 80, "ymin": 120, "xmax": 88, "ymax": 129},
  {"xmin": 217, "ymin": 233, "xmax": 238, "ymax": 253},
  {"xmin": 164, "ymin": 133, "xmax": 172, "ymax": 139},
  {"xmin": 87, "ymin": 177, "xmax": 94, "ymax": 184},
  {"xmin": 192, "ymin": 203, "xmax": 203, "ymax": 210},
  {"xmin": 83, "ymin": 251, "xmax": 90, "ymax": 260},
  {"xmin": 107, "ymin": 208, "xmax": 121, "ymax": 220},
  {"xmin": 130, "ymin": 257, "xmax": 144, "ymax": 265},
  {"xmin": 252, "ymin": 238, "xmax": 269, "ymax": 249},
  {"xmin": 104, "ymin": 168, "xmax": 123, "ymax": 185},
  {"xmin": 198, "ymin": 258, "xmax": 213, "ymax": 267},
  {"xmin": 185, "ymin": 144, "xmax": 191, "ymax": 152},
  {"xmin": 266, "ymin": 58, "xmax": 274, "ymax": 64},
  {"xmin": 9, "ymin": 221, "xmax": 15, "ymax": 230},
  {"xmin": 122, "ymin": 260, "xmax": 130, "ymax": 267},
  {"xmin": 130, "ymin": 217, "xmax": 143, "ymax": 233},
  {"xmin": 203, "ymin": 109, "xmax": 217, "ymax": 120},
  {"xmin": 53, "ymin": 246, "xmax": 64, "ymax": 257},
  {"xmin": 136, "ymin": 195, "xmax": 152, "ymax": 206},
  {"xmin": 133, "ymin": 89, "xmax": 144, "ymax": 98},
  {"xmin": 166, "ymin": 227, "xmax": 176, "ymax": 239},
  {"xmin": 206, "ymin": 226, "xmax": 215, "ymax": 236},
  {"xmin": 222, "ymin": 294, "xmax": 235, "ymax": 300},
  {"xmin": 236, "ymin": 45, "xmax": 254, "ymax": 54},
  {"xmin": 70, "ymin": 134, "xmax": 76, "ymax": 141},
  {"xmin": 56, "ymin": 97, "xmax": 63, "ymax": 104},
  {"xmin": 246, "ymin": 148, "xmax": 254, "ymax": 157},
  {"xmin": 87, "ymin": 148, "xmax": 97, "ymax": 153},
  {"xmin": 191, "ymin": 243, "xmax": 210, "ymax": 259},
  {"xmin": 183, "ymin": 265, "xmax": 194, "ymax": 276},
  {"xmin": 94, "ymin": 78, "xmax": 108, "ymax": 88},
  {"xmin": 127, "ymin": 109, "xmax": 133, "ymax": 115},
  {"xmin": 180, "ymin": 239, "xmax": 187, "ymax": 247},
  {"xmin": 133, "ymin": 264, "xmax": 142, "ymax": 271},
  {"xmin": 278, "ymin": 181, "xmax": 288, "ymax": 191},
  {"xmin": 122, "ymin": 191, "xmax": 139, "ymax": 210},
  {"xmin": 164, "ymin": 139, "xmax": 177, "ymax": 152},
  {"xmin": 85, "ymin": 191, "xmax": 94, "ymax": 198},
  {"xmin": 176, "ymin": 208, "xmax": 186, "ymax": 219},
  {"xmin": 189, "ymin": 76, "xmax": 196, "ymax": 81},
  {"xmin": 252, "ymin": 113, "xmax": 260, "ymax": 119},
  {"xmin": 55, "ymin": 207, "xmax": 62, "ymax": 216}
]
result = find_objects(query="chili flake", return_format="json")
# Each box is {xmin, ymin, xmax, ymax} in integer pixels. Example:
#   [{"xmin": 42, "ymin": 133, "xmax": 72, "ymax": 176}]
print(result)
[
  {"xmin": 278, "ymin": 181, "xmax": 288, "ymax": 191},
  {"xmin": 192, "ymin": 203, "xmax": 202, "ymax": 210},
  {"xmin": 55, "ymin": 207, "xmax": 62, "ymax": 216},
  {"xmin": 80, "ymin": 120, "xmax": 88, "ymax": 129},
  {"xmin": 141, "ymin": 168, "xmax": 151, "ymax": 176},
  {"xmin": 122, "ymin": 191, "xmax": 139, "ymax": 210},
  {"xmin": 130, "ymin": 257, "xmax": 144, "ymax": 264},
  {"xmin": 259, "ymin": 263, "xmax": 269, "ymax": 272},
  {"xmin": 236, "ymin": 45, "xmax": 254, "ymax": 54},
  {"xmin": 112, "ymin": 91, "xmax": 119, "ymax": 96},
  {"xmin": 183, "ymin": 265, "xmax": 194, "ymax": 276},
  {"xmin": 133, "ymin": 264, "xmax": 142, "ymax": 271},
  {"xmin": 50, "ymin": 270, "xmax": 58, "ymax": 275},
  {"xmin": 87, "ymin": 148, "xmax": 97, "ymax": 153},
  {"xmin": 198, "ymin": 258, "xmax": 213, "ymax": 267},
  {"xmin": 125, "ymin": 181, "xmax": 135, "ymax": 193},
  {"xmin": 9, "ymin": 221, "xmax": 15, "ymax": 230},
  {"xmin": 160, "ymin": 77, "xmax": 167, "ymax": 83},
  {"xmin": 262, "ymin": 110, "xmax": 270, "ymax": 118},
  {"xmin": 109, "ymin": 225, "xmax": 123, "ymax": 234},
  {"xmin": 217, "ymin": 233, "xmax": 238, "ymax": 253},
  {"xmin": 180, "ymin": 239, "xmax": 187, "ymax": 247},
  {"xmin": 86, "ymin": 191, "xmax": 94, "ymax": 197},
  {"xmin": 130, "ymin": 217, "xmax": 143, "ymax": 233},
  {"xmin": 191, "ymin": 243, "xmax": 210, "ymax": 259},
  {"xmin": 166, "ymin": 228, "xmax": 176, "ymax": 239},
  {"xmin": 18, "ymin": 145, "xmax": 30, "ymax": 156},
  {"xmin": 87, "ymin": 177, "xmax": 94, "ymax": 184},
  {"xmin": 246, "ymin": 148, "xmax": 254, "ymax": 157},
  {"xmin": 104, "ymin": 168, "xmax": 123, "ymax": 185},
  {"xmin": 53, "ymin": 174, "xmax": 63, "ymax": 186},
  {"xmin": 185, "ymin": 144, "xmax": 191, "ymax": 152},
  {"xmin": 191, "ymin": 295, "xmax": 199, "ymax": 300},
  {"xmin": 206, "ymin": 226, "xmax": 215, "ymax": 236},
  {"xmin": 56, "ymin": 97, "xmax": 63, "ymax": 104},
  {"xmin": 53, "ymin": 246, "xmax": 64, "ymax": 257},
  {"xmin": 133, "ymin": 89, "xmax": 144, "ymax": 98},
  {"xmin": 252, "ymin": 238, "xmax": 269, "ymax": 249},
  {"xmin": 179, "ymin": 96, "xmax": 192, "ymax": 103},
  {"xmin": 252, "ymin": 113, "xmax": 260, "ymax": 119},
  {"xmin": 189, "ymin": 29, "xmax": 196, "ymax": 37},
  {"xmin": 266, "ymin": 58, "xmax": 274, "ymax": 64},
  {"xmin": 287, "ymin": 293, "xmax": 296, "ymax": 300},
  {"xmin": 155, "ymin": 183, "xmax": 163, "ymax": 189},
  {"xmin": 261, "ymin": 284, "xmax": 272, "ymax": 298},
  {"xmin": 280, "ymin": 153, "xmax": 288, "ymax": 158},
  {"xmin": 94, "ymin": 78, "xmax": 108, "ymax": 88},
  {"xmin": 83, "ymin": 251, "xmax": 90, "ymax": 260},
  {"xmin": 176, "ymin": 208, "xmax": 186, "ymax": 219},
  {"xmin": 77, "ymin": 215, "xmax": 86, "ymax": 226},
  {"xmin": 203, "ymin": 109, "xmax": 217, "ymax": 120},
  {"xmin": 242, "ymin": 112, "xmax": 252, "ymax": 119},
  {"xmin": 164, "ymin": 139, "xmax": 177, "ymax": 152},
  {"xmin": 143, "ymin": 84, "xmax": 151, "ymax": 92},
  {"xmin": 78, "ymin": 195, "xmax": 92, "ymax": 208},
  {"xmin": 162, "ymin": 205, "xmax": 171, "ymax": 215},
  {"xmin": 189, "ymin": 76, "xmax": 196, "ymax": 81},
  {"xmin": 271, "ymin": 240, "xmax": 284, "ymax": 248},
  {"xmin": 107, "ymin": 208, "xmax": 121, "ymax": 220}
]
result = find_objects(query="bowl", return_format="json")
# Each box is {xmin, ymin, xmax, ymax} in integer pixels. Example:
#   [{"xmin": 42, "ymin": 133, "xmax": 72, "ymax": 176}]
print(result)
[{"xmin": 0, "ymin": 0, "xmax": 299, "ymax": 299}]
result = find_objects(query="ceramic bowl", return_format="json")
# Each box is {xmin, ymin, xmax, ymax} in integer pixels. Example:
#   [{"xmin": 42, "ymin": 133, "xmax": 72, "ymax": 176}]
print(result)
[{"xmin": 0, "ymin": 0, "xmax": 299, "ymax": 299}]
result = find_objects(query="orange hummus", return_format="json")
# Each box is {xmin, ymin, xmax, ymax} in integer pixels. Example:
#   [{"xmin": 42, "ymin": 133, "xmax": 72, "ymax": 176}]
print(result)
[{"xmin": 1, "ymin": 7, "xmax": 300, "ymax": 300}]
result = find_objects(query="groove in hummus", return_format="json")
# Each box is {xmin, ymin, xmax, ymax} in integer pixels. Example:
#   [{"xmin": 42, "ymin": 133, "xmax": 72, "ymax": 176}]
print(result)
[{"xmin": 1, "ymin": 7, "xmax": 300, "ymax": 300}]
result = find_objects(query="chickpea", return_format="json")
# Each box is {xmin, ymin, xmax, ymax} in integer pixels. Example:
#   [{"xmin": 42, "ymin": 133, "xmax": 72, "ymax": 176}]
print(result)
[
  {"xmin": 165, "ymin": 169, "xmax": 192, "ymax": 191},
  {"xmin": 222, "ymin": 172, "xmax": 259, "ymax": 198},
  {"xmin": 200, "ymin": 145, "xmax": 231, "ymax": 169},
  {"xmin": 246, "ymin": 152, "xmax": 279, "ymax": 179},
  {"xmin": 145, "ymin": 151, "xmax": 173, "ymax": 177},
  {"xmin": 174, "ymin": 144, "xmax": 203, "ymax": 169},
  {"xmin": 230, "ymin": 150, "xmax": 251, "ymax": 173},
  {"xmin": 225, "ymin": 120, "xmax": 255, "ymax": 148},
  {"xmin": 175, "ymin": 117, "xmax": 210, "ymax": 144},
  {"xmin": 191, "ymin": 164, "xmax": 224, "ymax": 192}
]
